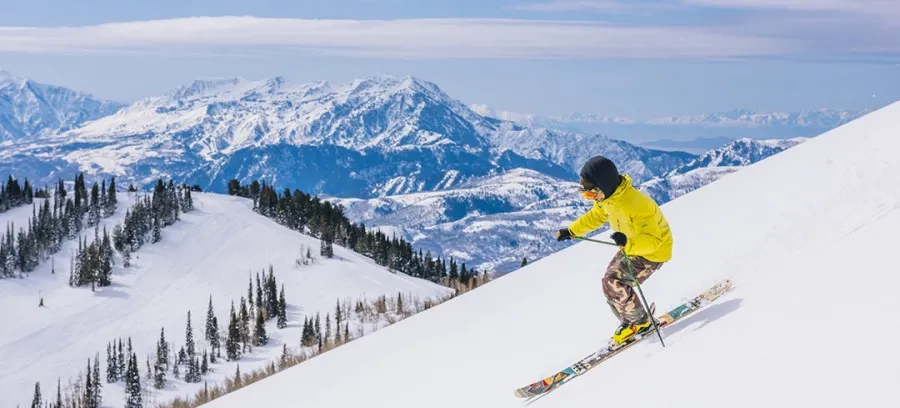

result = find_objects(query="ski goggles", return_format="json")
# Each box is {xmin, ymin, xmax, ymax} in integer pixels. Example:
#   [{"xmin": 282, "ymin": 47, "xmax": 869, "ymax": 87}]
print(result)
[{"xmin": 579, "ymin": 186, "xmax": 601, "ymax": 200}]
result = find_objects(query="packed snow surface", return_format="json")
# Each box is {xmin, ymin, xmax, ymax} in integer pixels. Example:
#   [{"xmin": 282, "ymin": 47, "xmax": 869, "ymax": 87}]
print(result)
[
  {"xmin": 203, "ymin": 101, "xmax": 900, "ymax": 408},
  {"xmin": 0, "ymin": 193, "xmax": 450, "ymax": 407}
]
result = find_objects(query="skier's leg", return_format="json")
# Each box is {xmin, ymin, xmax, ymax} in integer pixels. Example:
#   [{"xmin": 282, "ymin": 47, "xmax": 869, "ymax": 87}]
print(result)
[{"xmin": 601, "ymin": 252, "xmax": 664, "ymax": 324}]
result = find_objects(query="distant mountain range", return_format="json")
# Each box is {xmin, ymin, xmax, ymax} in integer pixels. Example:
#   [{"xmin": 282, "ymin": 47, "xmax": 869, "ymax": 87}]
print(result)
[
  {"xmin": 472, "ymin": 104, "xmax": 867, "ymax": 131},
  {"xmin": 472, "ymin": 104, "xmax": 867, "ymax": 153},
  {"xmin": 0, "ymin": 69, "xmax": 831, "ymax": 273}
]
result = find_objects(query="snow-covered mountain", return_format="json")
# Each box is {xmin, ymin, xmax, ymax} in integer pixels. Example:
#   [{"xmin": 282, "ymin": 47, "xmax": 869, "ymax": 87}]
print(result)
[
  {"xmin": 329, "ymin": 138, "xmax": 801, "ymax": 274},
  {"xmin": 639, "ymin": 137, "xmax": 808, "ymax": 202},
  {"xmin": 663, "ymin": 137, "xmax": 807, "ymax": 176},
  {"xmin": 331, "ymin": 169, "xmax": 591, "ymax": 272},
  {"xmin": 198, "ymin": 101, "xmax": 900, "ymax": 408},
  {"xmin": 484, "ymin": 126, "xmax": 693, "ymax": 184},
  {"xmin": 0, "ymin": 191, "xmax": 451, "ymax": 408},
  {"xmin": 0, "ymin": 74, "xmax": 691, "ymax": 197},
  {"xmin": 0, "ymin": 69, "xmax": 125, "ymax": 142}
]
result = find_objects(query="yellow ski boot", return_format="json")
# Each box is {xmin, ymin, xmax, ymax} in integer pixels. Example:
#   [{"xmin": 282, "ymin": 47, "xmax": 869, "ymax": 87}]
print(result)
[{"xmin": 611, "ymin": 319, "xmax": 653, "ymax": 345}]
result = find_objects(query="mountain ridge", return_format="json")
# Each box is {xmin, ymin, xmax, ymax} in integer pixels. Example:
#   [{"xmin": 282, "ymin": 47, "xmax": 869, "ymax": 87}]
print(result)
[{"xmin": 0, "ymin": 69, "xmax": 126, "ymax": 142}]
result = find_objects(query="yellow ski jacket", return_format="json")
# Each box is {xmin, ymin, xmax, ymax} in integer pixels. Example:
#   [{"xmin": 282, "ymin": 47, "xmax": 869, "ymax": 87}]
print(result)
[{"xmin": 568, "ymin": 174, "xmax": 673, "ymax": 263}]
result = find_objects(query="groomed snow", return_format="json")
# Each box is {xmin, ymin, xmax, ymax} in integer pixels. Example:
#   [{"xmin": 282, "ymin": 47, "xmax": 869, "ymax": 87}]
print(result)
[
  {"xmin": 0, "ymin": 192, "xmax": 451, "ymax": 407},
  {"xmin": 202, "ymin": 101, "xmax": 900, "ymax": 408}
]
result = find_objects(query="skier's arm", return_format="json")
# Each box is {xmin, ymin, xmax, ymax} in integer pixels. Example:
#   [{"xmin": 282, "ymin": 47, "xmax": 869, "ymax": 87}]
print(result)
[{"xmin": 567, "ymin": 203, "xmax": 608, "ymax": 237}]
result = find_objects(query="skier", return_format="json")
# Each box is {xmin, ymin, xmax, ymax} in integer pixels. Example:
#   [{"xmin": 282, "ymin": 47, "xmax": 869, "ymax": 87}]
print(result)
[{"xmin": 556, "ymin": 155, "xmax": 673, "ymax": 344}]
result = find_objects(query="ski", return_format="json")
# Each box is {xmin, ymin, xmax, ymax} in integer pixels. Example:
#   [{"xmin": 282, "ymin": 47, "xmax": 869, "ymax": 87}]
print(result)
[{"xmin": 513, "ymin": 279, "xmax": 733, "ymax": 400}]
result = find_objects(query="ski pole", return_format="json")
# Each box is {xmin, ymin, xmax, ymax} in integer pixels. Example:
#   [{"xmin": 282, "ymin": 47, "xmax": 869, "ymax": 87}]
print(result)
[
  {"xmin": 573, "ymin": 236, "xmax": 617, "ymax": 246},
  {"xmin": 620, "ymin": 249, "xmax": 666, "ymax": 348}
]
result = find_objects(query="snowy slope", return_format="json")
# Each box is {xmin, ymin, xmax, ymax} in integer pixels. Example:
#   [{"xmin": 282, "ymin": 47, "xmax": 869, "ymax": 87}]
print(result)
[
  {"xmin": 0, "ymin": 192, "xmax": 451, "ymax": 407},
  {"xmin": 201, "ymin": 101, "xmax": 900, "ymax": 408}
]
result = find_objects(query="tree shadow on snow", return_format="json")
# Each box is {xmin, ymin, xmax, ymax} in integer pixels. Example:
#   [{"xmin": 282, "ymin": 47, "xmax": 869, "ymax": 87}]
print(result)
[
  {"xmin": 282, "ymin": 304, "xmax": 306, "ymax": 328},
  {"xmin": 649, "ymin": 298, "xmax": 743, "ymax": 344},
  {"xmin": 93, "ymin": 282, "xmax": 131, "ymax": 299}
]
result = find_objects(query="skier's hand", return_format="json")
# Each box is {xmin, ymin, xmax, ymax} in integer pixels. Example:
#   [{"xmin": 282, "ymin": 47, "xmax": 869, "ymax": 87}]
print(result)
[
  {"xmin": 611, "ymin": 232, "xmax": 627, "ymax": 248},
  {"xmin": 556, "ymin": 228, "xmax": 573, "ymax": 241}
]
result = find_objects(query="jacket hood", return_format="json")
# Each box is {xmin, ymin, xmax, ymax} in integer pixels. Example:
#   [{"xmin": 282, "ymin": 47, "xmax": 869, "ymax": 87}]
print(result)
[{"xmin": 580, "ymin": 155, "xmax": 622, "ymax": 199}]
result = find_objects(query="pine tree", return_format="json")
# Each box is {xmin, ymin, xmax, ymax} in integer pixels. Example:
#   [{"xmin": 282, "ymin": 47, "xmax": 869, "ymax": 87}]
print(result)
[
  {"xmin": 55, "ymin": 378, "xmax": 62, "ymax": 408},
  {"xmin": 152, "ymin": 215, "xmax": 161, "ymax": 243},
  {"xmin": 205, "ymin": 296, "xmax": 219, "ymax": 363},
  {"xmin": 226, "ymin": 302, "xmax": 240, "ymax": 360},
  {"xmin": 201, "ymin": 350, "xmax": 209, "ymax": 375},
  {"xmin": 324, "ymin": 313, "xmax": 332, "ymax": 347},
  {"xmin": 277, "ymin": 285, "xmax": 287, "ymax": 329},
  {"xmin": 117, "ymin": 339, "xmax": 126, "ymax": 382},
  {"xmin": 247, "ymin": 278, "xmax": 255, "ymax": 320},
  {"xmin": 280, "ymin": 344, "xmax": 289, "ymax": 370},
  {"xmin": 107, "ymin": 177, "xmax": 117, "ymax": 215},
  {"xmin": 153, "ymin": 343, "xmax": 167, "ymax": 390},
  {"xmin": 84, "ymin": 359, "xmax": 94, "ymax": 408},
  {"xmin": 156, "ymin": 327, "xmax": 169, "ymax": 371},
  {"xmin": 125, "ymin": 353, "xmax": 142, "ymax": 408},
  {"xmin": 210, "ymin": 316, "xmax": 220, "ymax": 363},
  {"xmin": 239, "ymin": 297, "xmax": 250, "ymax": 353},
  {"xmin": 254, "ymin": 308, "xmax": 268, "ymax": 346},
  {"xmin": 521, "ymin": 257, "xmax": 528, "ymax": 267},
  {"xmin": 314, "ymin": 313, "xmax": 321, "ymax": 339},
  {"xmin": 255, "ymin": 272, "xmax": 264, "ymax": 315},
  {"xmin": 192, "ymin": 356, "xmax": 201, "ymax": 381},
  {"xmin": 92, "ymin": 353, "xmax": 102, "ymax": 407},
  {"xmin": 301, "ymin": 317, "xmax": 314, "ymax": 347},
  {"xmin": 335, "ymin": 298, "xmax": 342, "ymax": 328},
  {"xmin": 31, "ymin": 382, "xmax": 41, "ymax": 408},
  {"xmin": 106, "ymin": 342, "xmax": 117, "ymax": 383},
  {"xmin": 335, "ymin": 317, "xmax": 343, "ymax": 345},
  {"xmin": 185, "ymin": 311, "xmax": 195, "ymax": 360},
  {"xmin": 266, "ymin": 267, "xmax": 278, "ymax": 318}
]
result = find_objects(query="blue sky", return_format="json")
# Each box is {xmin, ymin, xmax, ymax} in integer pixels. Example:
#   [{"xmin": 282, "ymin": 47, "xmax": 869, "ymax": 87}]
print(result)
[{"xmin": 2, "ymin": 0, "xmax": 899, "ymax": 119}]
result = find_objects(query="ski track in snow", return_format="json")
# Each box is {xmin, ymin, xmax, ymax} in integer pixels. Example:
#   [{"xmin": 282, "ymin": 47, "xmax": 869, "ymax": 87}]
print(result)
[
  {"xmin": 0, "ymin": 192, "xmax": 451, "ymax": 407},
  {"xmin": 198, "ymin": 101, "xmax": 900, "ymax": 408}
]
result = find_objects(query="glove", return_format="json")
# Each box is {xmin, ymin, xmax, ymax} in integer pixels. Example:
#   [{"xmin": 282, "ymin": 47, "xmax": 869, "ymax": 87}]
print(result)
[
  {"xmin": 611, "ymin": 232, "xmax": 627, "ymax": 247},
  {"xmin": 556, "ymin": 228, "xmax": 573, "ymax": 241}
]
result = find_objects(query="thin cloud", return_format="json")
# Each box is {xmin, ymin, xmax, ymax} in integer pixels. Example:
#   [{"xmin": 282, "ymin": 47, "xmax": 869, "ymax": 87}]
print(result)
[
  {"xmin": 0, "ymin": 16, "xmax": 797, "ymax": 59},
  {"xmin": 514, "ymin": 0, "xmax": 637, "ymax": 11},
  {"xmin": 513, "ymin": 0, "xmax": 900, "ymax": 56},
  {"xmin": 0, "ymin": 16, "xmax": 892, "ymax": 60},
  {"xmin": 686, "ymin": 0, "xmax": 900, "ymax": 26}
]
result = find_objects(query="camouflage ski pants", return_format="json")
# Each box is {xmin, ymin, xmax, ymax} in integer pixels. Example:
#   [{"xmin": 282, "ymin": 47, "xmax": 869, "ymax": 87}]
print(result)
[{"xmin": 602, "ymin": 251, "xmax": 665, "ymax": 324}]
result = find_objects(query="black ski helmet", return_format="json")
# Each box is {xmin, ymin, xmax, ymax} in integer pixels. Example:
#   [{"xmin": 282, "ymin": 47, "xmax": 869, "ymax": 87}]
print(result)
[{"xmin": 579, "ymin": 155, "xmax": 621, "ymax": 198}]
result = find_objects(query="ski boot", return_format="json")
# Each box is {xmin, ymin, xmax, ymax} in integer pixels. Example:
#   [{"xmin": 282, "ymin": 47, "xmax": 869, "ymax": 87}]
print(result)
[{"xmin": 610, "ymin": 317, "xmax": 654, "ymax": 345}]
